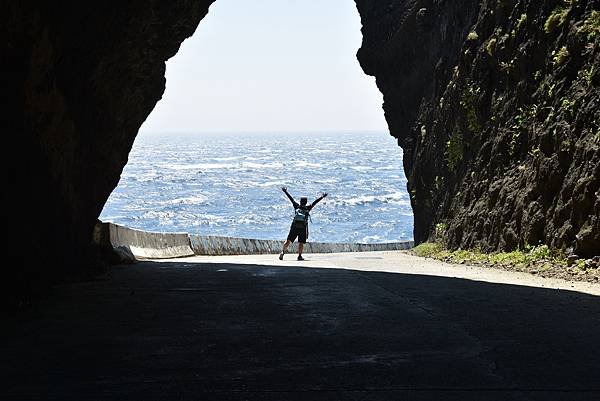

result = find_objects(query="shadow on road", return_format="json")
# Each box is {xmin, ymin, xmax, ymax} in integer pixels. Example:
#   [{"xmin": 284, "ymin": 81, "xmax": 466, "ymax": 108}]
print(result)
[{"xmin": 2, "ymin": 261, "xmax": 599, "ymax": 400}]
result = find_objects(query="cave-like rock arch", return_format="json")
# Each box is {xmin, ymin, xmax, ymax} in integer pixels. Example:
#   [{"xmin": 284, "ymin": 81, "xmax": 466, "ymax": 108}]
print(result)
[{"xmin": 3, "ymin": 0, "xmax": 599, "ymax": 308}]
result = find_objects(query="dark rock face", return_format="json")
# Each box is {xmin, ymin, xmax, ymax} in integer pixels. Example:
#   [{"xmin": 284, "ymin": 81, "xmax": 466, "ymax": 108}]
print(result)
[
  {"xmin": 2, "ymin": 1, "xmax": 215, "ymax": 306},
  {"xmin": 356, "ymin": 0, "xmax": 600, "ymax": 256}
]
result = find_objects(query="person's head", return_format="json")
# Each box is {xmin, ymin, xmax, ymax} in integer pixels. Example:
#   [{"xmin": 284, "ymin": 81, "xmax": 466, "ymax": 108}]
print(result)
[{"xmin": 300, "ymin": 197, "xmax": 308, "ymax": 206}]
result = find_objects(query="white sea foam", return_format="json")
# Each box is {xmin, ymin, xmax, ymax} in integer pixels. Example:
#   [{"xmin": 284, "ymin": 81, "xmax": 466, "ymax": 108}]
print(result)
[
  {"xmin": 258, "ymin": 181, "xmax": 285, "ymax": 188},
  {"xmin": 361, "ymin": 235, "xmax": 386, "ymax": 243},
  {"xmin": 294, "ymin": 160, "xmax": 323, "ymax": 168},
  {"xmin": 167, "ymin": 163, "xmax": 236, "ymax": 171},
  {"xmin": 314, "ymin": 178, "xmax": 338, "ymax": 184},
  {"xmin": 350, "ymin": 166, "xmax": 372, "ymax": 172},
  {"xmin": 241, "ymin": 161, "xmax": 284, "ymax": 170},
  {"xmin": 339, "ymin": 192, "xmax": 409, "ymax": 207},
  {"xmin": 212, "ymin": 156, "xmax": 242, "ymax": 161},
  {"xmin": 162, "ymin": 195, "xmax": 209, "ymax": 205}
]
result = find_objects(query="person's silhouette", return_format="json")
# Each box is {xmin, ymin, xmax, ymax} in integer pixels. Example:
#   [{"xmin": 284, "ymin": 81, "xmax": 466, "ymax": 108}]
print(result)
[{"xmin": 279, "ymin": 187, "xmax": 327, "ymax": 261}]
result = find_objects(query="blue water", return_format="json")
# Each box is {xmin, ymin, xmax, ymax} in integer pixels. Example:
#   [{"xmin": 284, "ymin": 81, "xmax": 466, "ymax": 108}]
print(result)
[{"xmin": 100, "ymin": 131, "xmax": 414, "ymax": 243}]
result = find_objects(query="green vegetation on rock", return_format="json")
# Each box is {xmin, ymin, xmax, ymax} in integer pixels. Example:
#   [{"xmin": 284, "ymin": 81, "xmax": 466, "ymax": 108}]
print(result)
[
  {"xmin": 460, "ymin": 84, "xmax": 482, "ymax": 134},
  {"xmin": 560, "ymin": 97, "xmax": 576, "ymax": 118},
  {"xmin": 445, "ymin": 132, "xmax": 464, "ymax": 171},
  {"xmin": 467, "ymin": 31, "xmax": 479, "ymax": 41},
  {"xmin": 413, "ymin": 242, "xmax": 563, "ymax": 266},
  {"xmin": 434, "ymin": 222, "xmax": 447, "ymax": 241},
  {"xmin": 552, "ymin": 46, "xmax": 570, "ymax": 66},
  {"xmin": 514, "ymin": 106, "xmax": 536, "ymax": 130},
  {"xmin": 510, "ymin": 105, "xmax": 538, "ymax": 155},
  {"xmin": 412, "ymin": 242, "xmax": 444, "ymax": 258},
  {"xmin": 486, "ymin": 37, "xmax": 497, "ymax": 56},
  {"xmin": 412, "ymin": 242, "xmax": 600, "ymax": 282},
  {"xmin": 544, "ymin": 4, "xmax": 571, "ymax": 34},
  {"xmin": 547, "ymin": 82, "xmax": 558, "ymax": 98},
  {"xmin": 581, "ymin": 65, "xmax": 596, "ymax": 86},
  {"xmin": 578, "ymin": 10, "xmax": 600, "ymax": 41},
  {"xmin": 516, "ymin": 13, "xmax": 528, "ymax": 31}
]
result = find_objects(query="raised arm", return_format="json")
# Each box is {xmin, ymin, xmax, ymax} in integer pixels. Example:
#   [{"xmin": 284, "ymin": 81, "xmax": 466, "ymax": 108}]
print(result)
[
  {"xmin": 310, "ymin": 192, "xmax": 328, "ymax": 208},
  {"xmin": 282, "ymin": 187, "xmax": 299, "ymax": 208}
]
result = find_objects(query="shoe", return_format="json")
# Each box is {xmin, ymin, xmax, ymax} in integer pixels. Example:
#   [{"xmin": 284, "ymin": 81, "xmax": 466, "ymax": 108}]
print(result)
[
  {"xmin": 279, "ymin": 252, "xmax": 284, "ymax": 260},
  {"xmin": 297, "ymin": 255, "xmax": 304, "ymax": 261}
]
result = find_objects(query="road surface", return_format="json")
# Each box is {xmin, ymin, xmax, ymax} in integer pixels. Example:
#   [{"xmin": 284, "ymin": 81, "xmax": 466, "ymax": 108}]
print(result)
[{"xmin": 2, "ymin": 251, "xmax": 600, "ymax": 400}]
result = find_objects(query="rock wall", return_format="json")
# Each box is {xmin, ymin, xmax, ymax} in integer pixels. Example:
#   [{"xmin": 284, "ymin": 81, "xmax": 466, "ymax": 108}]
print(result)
[
  {"xmin": 356, "ymin": 0, "xmax": 600, "ymax": 257},
  {"xmin": 2, "ymin": 1, "xmax": 215, "ymax": 306}
]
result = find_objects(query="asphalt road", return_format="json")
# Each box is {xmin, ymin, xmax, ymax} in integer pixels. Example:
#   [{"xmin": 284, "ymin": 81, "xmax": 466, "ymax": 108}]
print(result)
[{"xmin": 2, "ymin": 254, "xmax": 600, "ymax": 400}]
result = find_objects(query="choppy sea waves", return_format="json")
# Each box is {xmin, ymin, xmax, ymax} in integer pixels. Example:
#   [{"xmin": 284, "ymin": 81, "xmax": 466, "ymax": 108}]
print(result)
[{"xmin": 100, "ymin": 131, "xmax": 414, "ymax": 243}]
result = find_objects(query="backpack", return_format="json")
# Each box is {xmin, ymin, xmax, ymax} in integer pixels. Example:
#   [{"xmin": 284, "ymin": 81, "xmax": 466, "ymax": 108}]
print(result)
[{"xmin": 293, "ymin": 207, "xmax": 310, "ymax": 224}]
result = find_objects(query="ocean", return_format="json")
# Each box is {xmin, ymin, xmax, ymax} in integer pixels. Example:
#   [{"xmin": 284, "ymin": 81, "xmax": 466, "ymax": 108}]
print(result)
[{"xmin": 99, "ymin": 131, "xmax": 414, "ymax": 244}]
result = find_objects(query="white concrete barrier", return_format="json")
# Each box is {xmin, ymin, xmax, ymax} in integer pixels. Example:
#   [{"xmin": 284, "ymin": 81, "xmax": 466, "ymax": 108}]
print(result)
[
  {"xmin": 188, "ymin": 234, "xmax": 413, "ymax": 256},
  {"xmin": 188, "ymin": 235, "xmax": 280, "ymax": 255},
  {"xmin": 108, "ymin": 223, "xmax": 195, "ymax": 259},
  {"xmin": 99, "ymin": 222, "xmax": 413, "ymax": 259}
]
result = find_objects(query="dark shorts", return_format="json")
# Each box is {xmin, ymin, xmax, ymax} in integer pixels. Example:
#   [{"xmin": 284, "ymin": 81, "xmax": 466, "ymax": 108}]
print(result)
[{"xmin": 287, "ymin": 222, "xmax": 308, "ymax": 243}]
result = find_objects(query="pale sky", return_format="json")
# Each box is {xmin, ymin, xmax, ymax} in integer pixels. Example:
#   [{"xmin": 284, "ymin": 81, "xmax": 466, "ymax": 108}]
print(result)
[{"xmin": 140, "ymin": 0, "xmax": 388, "ymax": 134}]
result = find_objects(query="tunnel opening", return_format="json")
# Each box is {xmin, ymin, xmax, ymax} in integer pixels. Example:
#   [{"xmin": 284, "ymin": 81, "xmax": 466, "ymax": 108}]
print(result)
[{"xmin": 99, "ymin": 0, "xmax": 414, "ymax": 246}]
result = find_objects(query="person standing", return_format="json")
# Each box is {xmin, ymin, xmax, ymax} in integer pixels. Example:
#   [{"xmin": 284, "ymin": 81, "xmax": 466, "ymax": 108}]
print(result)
[{"xmin": 279, "ymin": 187, "xmax": 327, "ymax": 261}]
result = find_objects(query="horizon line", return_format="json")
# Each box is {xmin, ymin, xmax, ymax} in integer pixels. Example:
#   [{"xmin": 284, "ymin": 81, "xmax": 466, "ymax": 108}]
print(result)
[{"xmin": 139, "ymin": 129, "xmax": 391, "ymax": 135}]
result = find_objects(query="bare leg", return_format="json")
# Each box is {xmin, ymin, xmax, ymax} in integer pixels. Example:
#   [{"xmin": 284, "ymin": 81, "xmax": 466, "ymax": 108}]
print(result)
[
  {"xmin": 298, "ymin": 243, "xmax": 304, "ymax": 256},
  {"xmin": 280, "ymin": 240, "xmax": 291, "ymax": 260}
]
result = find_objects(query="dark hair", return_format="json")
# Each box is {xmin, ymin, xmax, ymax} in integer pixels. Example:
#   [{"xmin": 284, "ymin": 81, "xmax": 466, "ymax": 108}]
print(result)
[{"xmin": 300, "ymin": 197, "xmax": 308, "ymax": 205}]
